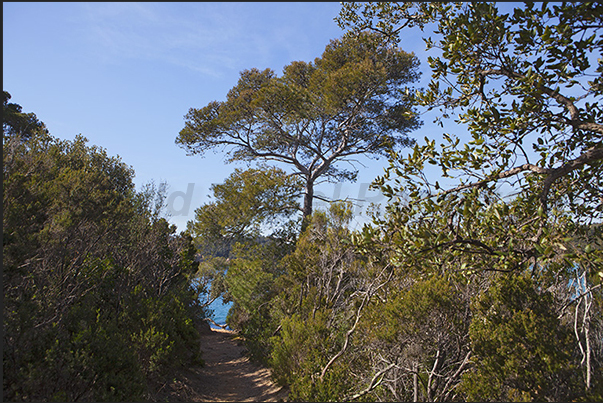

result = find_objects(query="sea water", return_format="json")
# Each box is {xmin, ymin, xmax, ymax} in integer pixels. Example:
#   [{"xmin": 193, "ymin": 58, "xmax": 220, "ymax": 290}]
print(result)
[{"xmin": 206, "ymin": 296, "xmax": 233, "ymax": 329}]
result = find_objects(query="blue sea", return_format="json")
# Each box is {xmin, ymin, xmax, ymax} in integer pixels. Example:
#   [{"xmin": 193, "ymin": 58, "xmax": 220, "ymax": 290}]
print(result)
[{"xmin": 206, "ymin": 296, "xmax": 233, "ymax": 329}]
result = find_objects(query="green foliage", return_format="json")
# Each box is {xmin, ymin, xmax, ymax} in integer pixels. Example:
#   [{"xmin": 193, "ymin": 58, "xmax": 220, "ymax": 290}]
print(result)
[
  {"xmin": 186, "ymin": 167, "xmax": 300, "ymax": 349},
  {"xmin": 354, "ymin": 274, "xmax": 472, "ymax": 402},
  {"xmin": 187, "ymin": 166, "xmax": 302, "ymax": 257},
  {"xmin": 190, "ymin": 200, "xmax": 371, "ymax": 400},
  {"xmin": 2, "ymin": 91, "xmax": 48, "ymax": 140},
  {"xmin": 369, "ymin": 276, "xmax": 463, "ymax": 345},
  {"xmin": 223, "ymin": 232, "xmax": 298, "ymax": 362},
  {"xmin": 264, "ymin": 203, "xmax": 378, "ymax": 401},
  {"xmin": 339, "ymin": 2, "xmax": 603, "ymax": 223},
  {"xmin": 270, "ymin": 312, "xmax": 353, "ymax": 402},
  {"xmin": 337, "ymin": 2, "xmax": 603, "ymax": 400},
  {"xmin": 169, "ymin": 4, "xmax": 603, "ymax": 401},
  {"xmin": 177, "ymin": 31, "xmax": 421, "ymax": 218},
  {"xmin": 461, "ymin": 274, "xmax": 579, "ymax": 402},
  {"xmin": 3, "ymin": 103, "xmax": 204, "ymax": 401}
]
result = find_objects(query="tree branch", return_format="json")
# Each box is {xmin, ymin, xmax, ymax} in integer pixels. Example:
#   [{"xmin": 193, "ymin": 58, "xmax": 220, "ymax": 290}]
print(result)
[
  {"xmin": 204, "ymin": 317, "xmax": 228, "ymax": 329},
  {"xmin": 558, "ymin": 283, "xmax": 602, "ymax": 319},
  {"xmin": 319, "ymin": 266, "xmax": 393, "ymax": 382},
  {"xmin": 347, "ymin": 363, "xmax": 396, "ymax": 401},
  {"xmin": 319, "ymin": 288, "xmax": 369, "ymax": 382},
  {"xmin": 479, "ymin": 68, "xmax": 603, "ymax": 135},
  {"xmin": 421, "ymin": 146, "xmax": 602, "ymax": 216},
  {"xmin": 441, "ymin": 351, "xmax": 472, "ymax": 401},
  {"xmin": 540, "ymin": 146, "xmax": 603, "ymax": 212}
]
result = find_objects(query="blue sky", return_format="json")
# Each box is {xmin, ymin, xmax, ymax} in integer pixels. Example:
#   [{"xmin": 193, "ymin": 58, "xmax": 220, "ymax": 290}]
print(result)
[{"xmin": 4, "ymin": 2, "xmax": 447, "ymax": 231}]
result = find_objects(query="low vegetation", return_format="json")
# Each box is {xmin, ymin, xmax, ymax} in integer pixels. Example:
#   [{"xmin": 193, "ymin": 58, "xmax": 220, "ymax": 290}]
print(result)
[{"xmin": 3, "ymin": 92, "xmax": 207, "ymax": 401}]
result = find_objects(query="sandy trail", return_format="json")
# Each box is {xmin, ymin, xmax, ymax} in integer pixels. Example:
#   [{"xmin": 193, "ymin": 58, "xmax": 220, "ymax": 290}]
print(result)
[{"xmin": 155, "ymin": 328, "xmax": 288, "ymax": 402}]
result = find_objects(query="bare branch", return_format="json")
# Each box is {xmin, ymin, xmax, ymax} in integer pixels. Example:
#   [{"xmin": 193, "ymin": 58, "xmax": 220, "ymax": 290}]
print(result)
[
  {"xmin": 319, "ymin": 265, "xmax": 393, "ymax": 382},
  {"xmin": 347, "ymin": 363, "xmax": 396, "ymax": 401},
  {"xmin": 319, "ymin": 287, "xmax": 370, "ymax": 382},
  {"xmin": 441, "ymin": 351, "xmax": 472, "ymax": 401},
  {"xmin": 204, "ymin": 317, "xmax": 228, "ymax": 329},
  {"xmin": 558, "ymin": 283, "xmax": 602, "ymax": 319}
]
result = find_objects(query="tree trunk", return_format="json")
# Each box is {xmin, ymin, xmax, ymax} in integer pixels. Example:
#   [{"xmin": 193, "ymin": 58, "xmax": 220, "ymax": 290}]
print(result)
[
  {"xmin": 301, "ymin": 178, "xmax": 314, "ymax": 230},
  {"xmin": 413, "ymin": 362, "xmax": 418, "ymax": 402}
]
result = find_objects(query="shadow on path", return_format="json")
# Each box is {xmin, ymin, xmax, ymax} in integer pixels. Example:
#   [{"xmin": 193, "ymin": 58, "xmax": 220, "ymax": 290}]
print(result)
[{"xmin": 154, "ymin": 328, "xmax": 288, "ymax": 402}]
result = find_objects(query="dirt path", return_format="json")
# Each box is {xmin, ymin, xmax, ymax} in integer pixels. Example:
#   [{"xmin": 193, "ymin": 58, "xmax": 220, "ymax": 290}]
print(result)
[{"xmin": 155, "ymin": 328, "xmax": 288, "ymax": 402}]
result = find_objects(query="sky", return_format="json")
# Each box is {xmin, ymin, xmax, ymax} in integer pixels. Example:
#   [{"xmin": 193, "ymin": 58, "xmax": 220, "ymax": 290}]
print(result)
[{"xmin": 4, "ymin": 2, "xmax": 449, "ymax": 232}]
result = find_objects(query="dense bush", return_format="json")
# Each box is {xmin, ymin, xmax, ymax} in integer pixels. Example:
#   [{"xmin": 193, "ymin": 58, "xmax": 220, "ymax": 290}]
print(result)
[{"xmin": 3, "ymin": 104, "xmax": 206, "ymax": 401}]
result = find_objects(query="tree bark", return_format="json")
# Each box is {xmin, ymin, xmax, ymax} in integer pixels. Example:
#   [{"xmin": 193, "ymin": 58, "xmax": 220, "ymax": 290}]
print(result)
[
  {"xmin": 302, "ymin": 178, "xmax": 314, "ymax": 230},
  {"xmin": 413, "ymin": 362, "xmax": 418, "ymax": 402}
]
